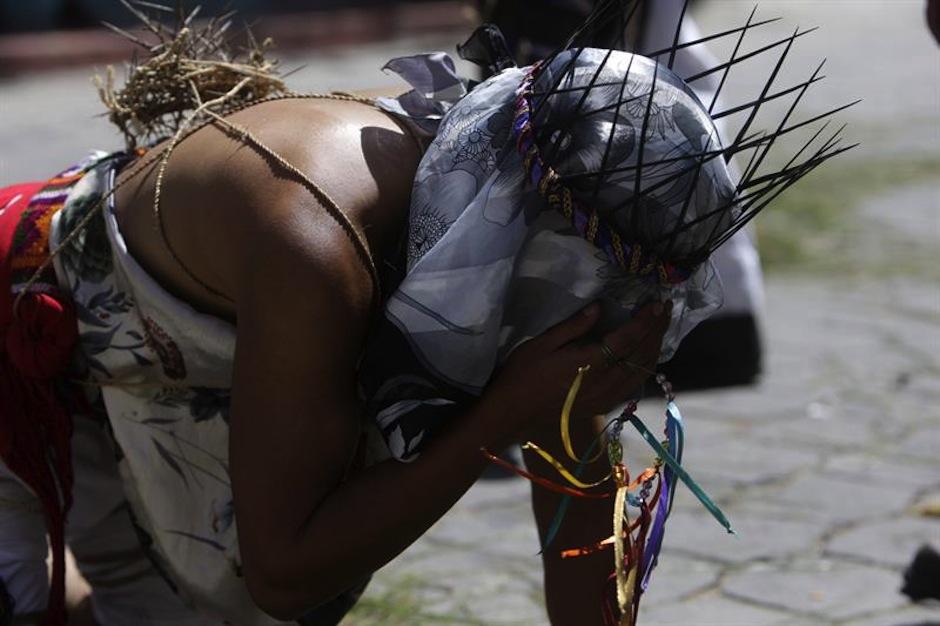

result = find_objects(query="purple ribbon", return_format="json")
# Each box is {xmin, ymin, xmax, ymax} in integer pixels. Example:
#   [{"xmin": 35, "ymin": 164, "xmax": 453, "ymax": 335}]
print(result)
[{"xmin": 640, "ymin": 402, "xmax": 684, "ymax": 591}]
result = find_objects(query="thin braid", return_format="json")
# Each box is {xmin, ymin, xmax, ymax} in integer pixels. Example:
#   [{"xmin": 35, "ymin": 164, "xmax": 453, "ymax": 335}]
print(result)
[
  {"xmin": 201, "ymin": 107, "xmax": 382, "ymax": 305},
  {"xmin": 14, "ymin": 90, "xmax": 381, "ymax": 316},
  {"xmin": 151, "ymin": 77, "xmax": 255, "ymax": 303}
]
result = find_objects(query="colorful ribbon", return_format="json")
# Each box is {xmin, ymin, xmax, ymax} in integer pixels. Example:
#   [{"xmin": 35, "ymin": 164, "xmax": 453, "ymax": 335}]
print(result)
[
  {"xmin": 628, "ymin": 409, "xmax": 734, "ymax": 534},
  {"xmin": 482, "ymin": 365, "xmax": 734, "ymax": 626}
]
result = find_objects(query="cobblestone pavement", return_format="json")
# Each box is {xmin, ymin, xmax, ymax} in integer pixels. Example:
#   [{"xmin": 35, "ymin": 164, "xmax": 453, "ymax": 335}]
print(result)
[{"xmin": 0, "ymin": 1, "xmax": 937, "ymax": 625}]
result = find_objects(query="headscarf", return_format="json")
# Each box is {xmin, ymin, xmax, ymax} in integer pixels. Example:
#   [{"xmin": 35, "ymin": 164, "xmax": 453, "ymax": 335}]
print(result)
[{"xmin": 367, "ymin": 48, "xmax": 736, "ymax": 459}]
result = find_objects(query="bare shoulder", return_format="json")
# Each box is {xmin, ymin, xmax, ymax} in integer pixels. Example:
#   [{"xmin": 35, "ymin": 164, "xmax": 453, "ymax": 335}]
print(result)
[{"xmin": 113, "ymin": 97, "xmax": 420, "ymax": 321}]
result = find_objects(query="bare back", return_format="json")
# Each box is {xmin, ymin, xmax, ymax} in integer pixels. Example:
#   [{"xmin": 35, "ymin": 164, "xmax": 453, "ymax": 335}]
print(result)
[{"xmin": 113, "ymin": 97, "xmax": 422, "ymax": 321}]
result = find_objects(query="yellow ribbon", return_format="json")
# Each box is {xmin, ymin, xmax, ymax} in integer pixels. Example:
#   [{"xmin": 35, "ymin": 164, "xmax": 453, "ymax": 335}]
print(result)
[
  {"xmin": 522, "ymin": 441, "xmax": 611, "ymax": 489},
  {"xmin": 613, "ymin": 482, "xmax": 630, "ymax": 622},
  {"xmin": 560, "ymin": 365, "xmax": 590, "ymax": 462}
]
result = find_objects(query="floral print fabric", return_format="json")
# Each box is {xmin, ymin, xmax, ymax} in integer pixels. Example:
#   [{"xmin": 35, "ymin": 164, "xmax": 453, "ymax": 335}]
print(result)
[{"xmin": 51, "ymin": 153, "xmax": 295, "ymax": 624}]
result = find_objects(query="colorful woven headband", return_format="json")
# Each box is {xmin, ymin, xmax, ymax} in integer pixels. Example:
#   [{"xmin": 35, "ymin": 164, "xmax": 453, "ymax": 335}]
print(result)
[{"xmin": 512, "ymin": 64, "xmax": 694, "ymax": 287}]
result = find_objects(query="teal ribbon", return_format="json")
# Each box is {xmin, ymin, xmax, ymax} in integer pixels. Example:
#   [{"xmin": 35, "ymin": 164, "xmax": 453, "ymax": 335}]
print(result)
[
  {"xmin": 540, "ymin": 433, "xmax": 604, "ymax": 553},
  {"xmin": 628, "ymin": 413, "xmax": 735, "ymax": 534}
]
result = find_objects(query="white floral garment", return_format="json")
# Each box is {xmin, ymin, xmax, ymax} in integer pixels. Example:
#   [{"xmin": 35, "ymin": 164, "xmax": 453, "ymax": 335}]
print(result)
[{"xmin": 50, "ymin": 152, "xmax": 387, "ymax": 625}]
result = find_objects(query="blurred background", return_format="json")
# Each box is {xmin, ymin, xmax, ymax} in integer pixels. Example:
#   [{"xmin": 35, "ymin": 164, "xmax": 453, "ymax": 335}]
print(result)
[{"xmin": 1, "ymin": 1, "xmax": 938, "ymax": 625}]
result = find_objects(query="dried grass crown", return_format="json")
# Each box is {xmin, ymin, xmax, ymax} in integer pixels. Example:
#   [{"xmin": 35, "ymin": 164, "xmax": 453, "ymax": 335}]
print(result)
[{"xmin": 515, "ymin": 48, "xmax": 739, "ymax": 284}]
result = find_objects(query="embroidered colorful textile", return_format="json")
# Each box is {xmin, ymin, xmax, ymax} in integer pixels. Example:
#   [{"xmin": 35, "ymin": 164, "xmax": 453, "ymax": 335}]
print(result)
[
  {"xmin": 0, "ymin": 162, "xmax": 92, "ymax": 626},
  {"xmin": 8, "ymin": 166, "xmax": 87, "ymax": 289}
]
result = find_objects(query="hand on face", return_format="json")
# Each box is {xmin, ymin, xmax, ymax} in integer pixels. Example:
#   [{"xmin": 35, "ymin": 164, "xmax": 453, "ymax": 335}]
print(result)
[{"xmin": 485, "ymin": 300, "xmax": 672, "ymax": 442}]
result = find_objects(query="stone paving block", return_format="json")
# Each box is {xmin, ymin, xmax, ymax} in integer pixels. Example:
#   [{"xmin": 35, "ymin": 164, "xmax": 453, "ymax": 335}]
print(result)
[
  {"xmin": 841, "ymin": 605, "xmax": 940, "ymax": 626},
  {"xmin": 751, "ymin": 402, "xmax": 883, "ymax": 451},
  {"xmin": 723, "ymin": 559, "xmax": 906, "ymax": 620},
  {"xmin": 640, "ymin": 555, "xmax": 720, "ymax": 605},
  {"xmin": 472, "ymin": 585, "xmax": 545, "ymax": 625},
  {"xmin": 423, "ymin": 505, "xmax": 540, "ymax": 559},
  {"xmin": 826, "ymin": 517, "xmax": 940, "ymax": 569},
  {"xmin": 680, "ymin": 438, "xmax": 819, "ymax": 487},
  {"xmin": 680, "ymin": 386, "xmax": 811, "ymax": 423},
  {"xmin": 369, "ymin": 552, "xmax": 546, "ymax": 624},
  {"xmin": 662, "ymin": 511, "xmax": 821, "ymax": 564},
  {"xmin": 903, "ymin": 373, "xmax": 940, "ymax": 405},
  {"xmin": 764, "ymin": 474, "xmax": 918, "ymax": 524},
  {"xmin": 894, "ymin": 426, "xmax": 940, "ymax": 464},
  {"xmin": 664, "ymin": 415, "xmax": 743, "ymax": 446},
  {"xmin": 658, "ymin": 474, "xmax": 739, "ymax": 516},
  {"xmin": 638, "ymin": 590, "xmax": 795, "ymax": 626},
  {"xmin": 823, "ymin": 454, "xmax": 940, "ymax": 490}
]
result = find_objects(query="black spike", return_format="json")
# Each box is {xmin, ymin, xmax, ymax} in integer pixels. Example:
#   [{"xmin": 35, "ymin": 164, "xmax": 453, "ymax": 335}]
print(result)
[
  {"xmin": 119, "ymin": 0, "xmax": 163, "ymax": 36},
  {"xmin": 649, "ymin": 181, "xmax": 771, "ymax": 249},
  {"xmin": 654, "ymin": 132, "xmax": 845, "ymax": 248},
  {"xmin": 627, "ymin": 55, "xmax": 661, "ymax": 233},
  {"xmin": 647, "ymin": 14, "xmax": 780, "ymax": 60},
  {"xmin": 532, "ymin": 47, "xmax": 585, "ymax": 122},
  {"xmin": 718, "ymin": 100, "xmax": 857, "ymax": 162},
  {"xmin": 657, "ymin": 167, "xmax": 798, "ymax": 249},
  {"xmin": 537, "ymin": 0, "xmax": 644, "ymax": 118},
  {"xmin": 569, "ymin": 136, "xmax": 742, "ymax": 212},
  {"xmin": 725, "ymin": 26, "xmax": 800, "ymax": 168},
  {"xmin": 766, "ymin": 99, "xmax": 862, "ymax": 142},
  {"xmin": 663, "ymin": 135, "xmax": 714, "ymax": 259},
  {"xmin": 709, "ymin": 5, "xmax": 759, "ymax": 114},
  {"xmin": 561, "ymin": 87, "xmax": 654, "ymax": 118},
  {"xmin": 591, "ymin": 51, "xmax": 638, "ymax": 204},
  {"xmin": 559, "ymin": 129, "xmax": 767, "ymax": 183},
  {"xmin": 684, "ymin": 27, "xmax": 819, "ymax": 84},
  {"xmin": 780, "ymin": 120, "xmax": 837, "ymax": 173},
  {"xmin": 667, "ymin": 0, "xmax": 691, "ymax": 70},
  {"xmin": 739, "ymin": 122, "xmax": 848, "ymax": 194},
  {"xmin": 527, "ymin": 12, "xmax": 782, "ymax": 98},
  {"xmin": 712, "ymin": 73, "xmax": 825, "ymax": 121},
  {"xmin": 707, "ymin": 140, "xmax": 856, "ymax": 253},
  {"xmin": 739, "ymin": 126, "xmax": 847, "ymax": 191},
  {"xmin": 544, "ymin": 47, "xmax": 620, "ymax": 165},
  {"xmin": 737, "ymin": 130, "xmax": 767, "ymax": 186},
  {"xmin": 562, "ymin": 0, "xmax": 620, "ymax": 50},
  {"xmin": 737, "ymin": 59, "xmax": 827, "ymax": 185},
  {"xmin": 708, "ymin": 144, "xmax": 857, "ymax": 252}
]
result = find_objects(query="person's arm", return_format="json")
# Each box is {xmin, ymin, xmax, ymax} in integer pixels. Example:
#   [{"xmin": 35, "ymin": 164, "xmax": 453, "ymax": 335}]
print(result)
[{"xmin": 227, "ymin": 185, "xmax": 670, "ymax": 619}]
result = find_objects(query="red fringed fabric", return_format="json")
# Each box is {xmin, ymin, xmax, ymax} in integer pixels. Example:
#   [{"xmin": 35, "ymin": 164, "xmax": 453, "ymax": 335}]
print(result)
[{"xmin": 0, "ymin": 180, "xmax": 77, "ymax": 626}]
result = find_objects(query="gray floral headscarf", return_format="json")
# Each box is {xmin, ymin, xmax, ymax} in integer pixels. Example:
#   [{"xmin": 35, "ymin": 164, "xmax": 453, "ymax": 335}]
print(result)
[{"xmin": 378, "ymin": 49, "xmax": 734, "ymax": 395}]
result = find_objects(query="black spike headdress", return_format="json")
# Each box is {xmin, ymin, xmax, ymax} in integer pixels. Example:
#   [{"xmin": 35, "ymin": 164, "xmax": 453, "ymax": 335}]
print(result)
[
  {"xmin": 375, "ymin": 0, "xmax": 854, "ymax": 389},
  {"xmin": 510, "ymin": 0, "xmax": 855, "ymax": 287}
]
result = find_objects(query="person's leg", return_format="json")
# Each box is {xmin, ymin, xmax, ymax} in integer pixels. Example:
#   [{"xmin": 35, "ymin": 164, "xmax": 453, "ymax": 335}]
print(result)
[
  {"xmin": 66, "ymin": 413, "xmax": 217, "ymax": 626},
  {"xmin": 0, "ymin": 462, "xmax": 49, "ymax": 623}
]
